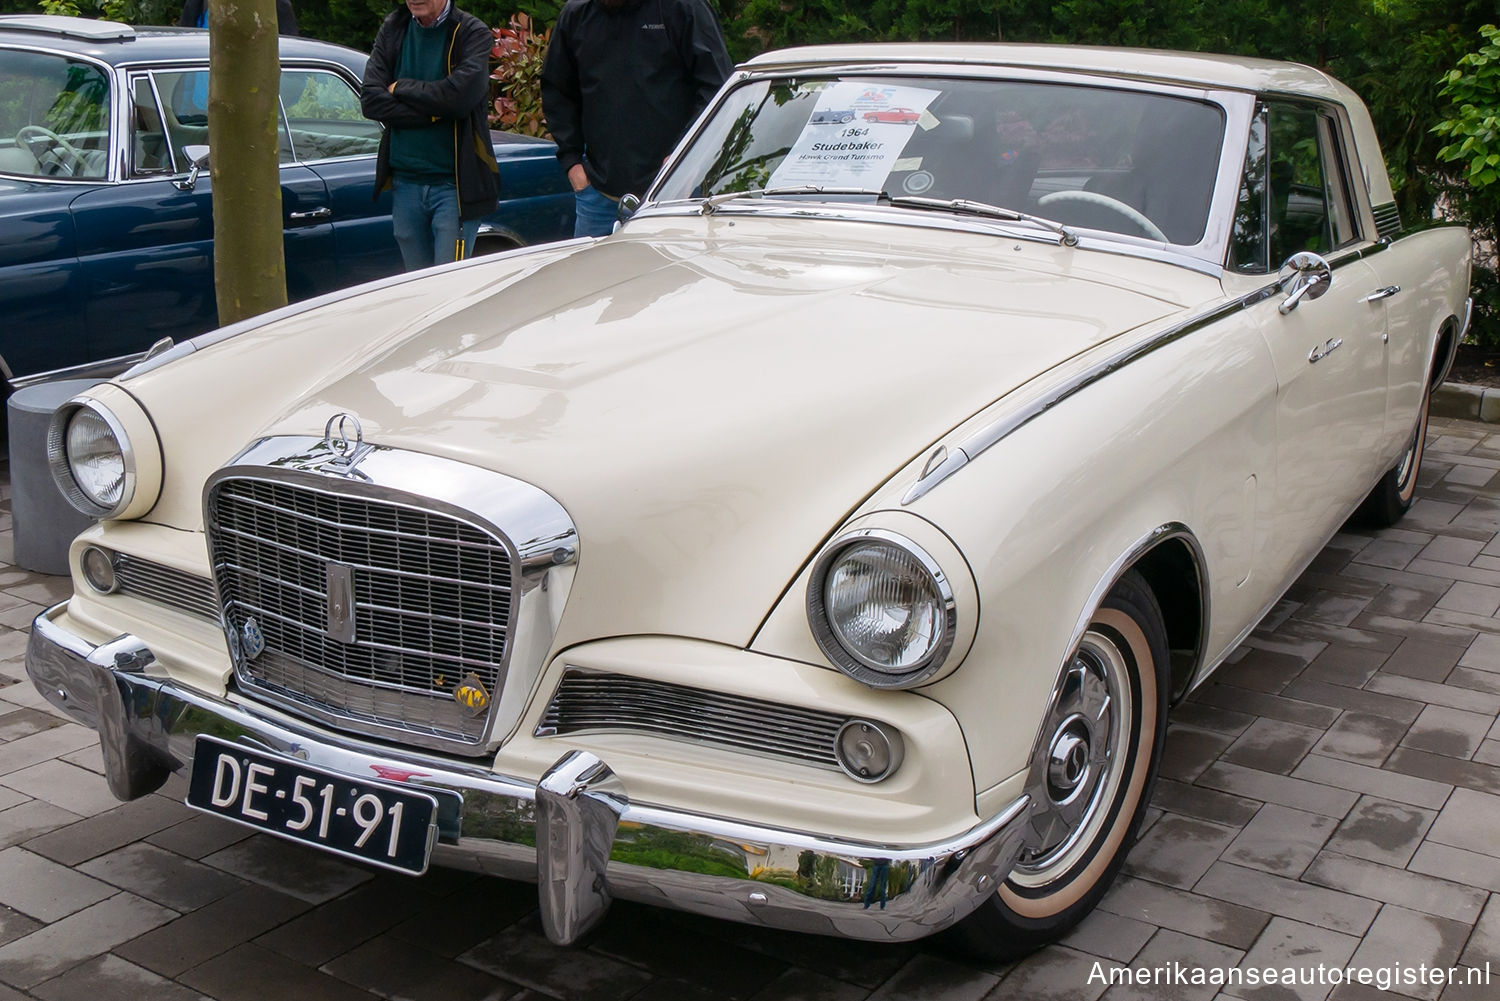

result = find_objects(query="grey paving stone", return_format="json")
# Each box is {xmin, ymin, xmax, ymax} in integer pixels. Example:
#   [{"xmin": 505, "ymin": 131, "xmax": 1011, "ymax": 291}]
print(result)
[
  {"xmin": 1195, "ymin": 762, "xmax": 1359, "ymax": 818},
  {"xmin": 1345, "ymin": 905, "xmax": 1470, "ymax": 1001},
  {"xmin": 1445, "ymin": 667, "xmax": 1500, "ymax": 696},
  {"xmin": 1193, "ymin": 862, "xmax": 1379, "ymax": 936},
  {"xmin": 1122, "ymin": 815, "xmax": 1240, "ymax": 889},
  {"xmin": 1170, "ymin": 703, "xmax": 1257, "ymax": 737},
  {"xmin": 1302, "ymin": 853, "xmax": 1487, "ymax": 924},
  {"xmin": 0, "ymin": 847, "xmax": 114, "ymax": 923},
  {"xmin": 1191, "ymin": 686, "xmax": 1342, "ymax": 730},
  {"xmin": 0, "ymin": 760, "xmax": 124, "ymax": 818},
  {"xmin": 29, "ymin": 954, "xmax": 206, "ymax": 1001},
  {"xmin": 1426, "ymin": 786, "xmax": 1500, "ymax": 856},
  {"xmin": 23, "ymin": 794, "xmax": 195, "ymax": 866},
  {"xmin": 78, "ymin": 843, "xmax": 244, "ymax": 912},
  {"xmin": 587, "ymin": 904, "xmax": 788, "ymax": 999},
  {"xmin": 1149, "ymin": 780, "xmax": 1263, "ymax": 828},
  {"xmin": 459, "ymin": 923, "xmax": 656, "ymax": 1001},
  {"xmin": 708, "ymin": 921, "xmax": 916, "ymax": 990},
  {"xmin": 1160, "ymin": 726, "xmax": 1235, "ymax": 783},
  {"xmin": 1458, "ymin": 632, "xmax": 1500, "ymax": 674},
  {"xmin": 0, "ymin": 788, "xmax": 22, "ymax": 814},
  {"xmin": 0, "ymin": 709, "xmax": 62, "ymax": 743},
  {"xmin": 1098, "ymin": 876, "xmax": 1270, "ymax": 950},
  {"xmin": 1291, "ymin": 752, "xmax": 1453, "ymax": 809},
  {"xmin": 1326, "ymin": 796, "xmax": 1436, "ymax": 868},
  {"xmin": 1213, "ymin": 648, "xmax": 1311, "ymax": 694},
  {"xmin": 389, "ymin": 875, "xmax": 540, "ymax": 960},
  {"xmin": 1311, "ymin": 712, "xmax": 1410, "ymax": 766},
  {"xmin": 1223, "ymin": 916, "xmax": 1359, "ymax": 1001},
  {"xmin": 1401, "ymin": 705, "xmax": 1495, "ymax": 759},
  {"xmin": 1381, "ymin": 638, "xmax": 1470, "ymax": 682},
  {"xmin": 1365, "ymin": 674, "xmax": 1500, "ymax": 715},
  {"xmin": 0, "ymin": 725, "xmax": 97, "ymax": 779},
  {"xmin": 1222, "ymin": 804, "xmax": 1337, "ymax": 878},
  {"xmin": 1279, "ymin": 678, "xmax": 1425, "ymax": 724},
  {"xmin": 1353, "ymin": 540, "xmax": 1426, "ymax": 572},
  {"xmin": 144, "ymin": 812, "xmax": 254, "ymax": 860},
  {"xmin": 749, "ymin": 969, "xmax": 872, "ymax": 1001},
  {"xmin": 0, "ymin": 892, "xmax": 177, "ymax": 990},
  {"xmin": 1301, "ymin": 647, "xmax": 1388, "ymax": 689},
  {"xmin": 1420, "ymin": 537, "xmax": 1486, "ymax": 566},
  {"xmin": 322, "ymin": 934, "xmax": 520, "ymax": 1001},
  {"xmin": 255, "ymin": 875, "xmax": 437, "ymax": 966},
  {"xmin": 1436, "ymin": 967, "xmax": 1500, "ymax": 1000},
  {"xmin": 1460, "ymin": 893, "xmax": 1500, "ymax": 968},
  {"xmin": 1220, "ymin": 718, "xmax": 1326, "ymax": 775},
  {"xmin": 179, "ymin": 942, "xmax": 378, "ymax": 1001},
  {"xmin": 202, "ymin": 835, "xmax": 373, "ymax": 905},
  {"xmin": 113, "ymin": 884, "xmax": 312, "ymax": 977},
  {"xmin": 1408, "ymin": 842, "xmax": 1500, "ymax": 894},
  {"xmin": 1384, "ymin": 746, "xmax": 1500, "ymax": 794},
  {"xmin": 987, "ymin": 946, "xmax": 1111, "ymax": 1001},
  {"xmin": 1060, "ymin": 909, "xmax": 1157, "ymax": 965},
  {"xmin": 1097, "ymin": 929, "xmax": 1243, "ymax": 1001},
  {"xmin": 1364, "ymin": 584, "xmax": 1444, "ymax": 622},
  {"xmin": 1435, "ymin": 582, "xmax": 1500, "ymax": 617},
  {"xmin": 1475, "ymin": 738, "xmax": 1500, "ymax": 766},
  {"xmin": 0, "ymin": 907, "xmax": 38, "ymax": 952}
]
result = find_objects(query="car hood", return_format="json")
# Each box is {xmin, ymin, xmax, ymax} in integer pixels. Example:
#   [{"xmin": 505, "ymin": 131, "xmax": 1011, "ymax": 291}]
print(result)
[{"xmin": 129, "ymin": 216, "xmax": 1210, "ymax": 647}]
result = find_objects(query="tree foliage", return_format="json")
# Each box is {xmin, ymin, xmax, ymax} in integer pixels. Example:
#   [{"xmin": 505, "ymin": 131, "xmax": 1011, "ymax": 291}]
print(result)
[{"xmin": 1435, "ymin": 24, "xmax": 1500, "ymax": 189}]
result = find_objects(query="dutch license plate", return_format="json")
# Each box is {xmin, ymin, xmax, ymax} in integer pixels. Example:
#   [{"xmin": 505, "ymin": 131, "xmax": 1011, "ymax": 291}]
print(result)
[{"xmin": 186, "ymin": 735, "xmax": 439, "ymax": 875}]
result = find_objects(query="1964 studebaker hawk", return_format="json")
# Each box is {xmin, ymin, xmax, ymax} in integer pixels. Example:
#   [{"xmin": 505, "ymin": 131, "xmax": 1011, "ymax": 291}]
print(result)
[{"xmin": 27, "ymin": 42, "xmax": 1471, "ymax": 958}]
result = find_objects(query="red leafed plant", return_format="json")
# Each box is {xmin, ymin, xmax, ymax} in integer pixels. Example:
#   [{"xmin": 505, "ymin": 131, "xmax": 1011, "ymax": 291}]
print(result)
[{"xmin": 490, "ymin": 13, "xmax": 551, "ymax": 139}]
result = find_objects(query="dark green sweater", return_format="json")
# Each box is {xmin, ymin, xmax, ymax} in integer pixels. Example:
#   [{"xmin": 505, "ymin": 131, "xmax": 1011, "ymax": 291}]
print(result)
[{"xmin": 389, "ymin": 19, "xmax": 454, "ymax": 183}]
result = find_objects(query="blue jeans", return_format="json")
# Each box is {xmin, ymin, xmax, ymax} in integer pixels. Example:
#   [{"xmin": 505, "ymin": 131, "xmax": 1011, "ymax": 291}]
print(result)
[
  {"xmin": 391, "ymin": 178, "xmax": 480, "ymax": 271},
  {"xmin": 573, "ymin": 184, "xmax": 619, "ymax": 238}
]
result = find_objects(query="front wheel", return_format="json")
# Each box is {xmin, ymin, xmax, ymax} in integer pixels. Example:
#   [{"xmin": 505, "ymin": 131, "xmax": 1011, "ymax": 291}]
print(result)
[
  {"xmin": 948, "ymin": 570, "xmax": 1169, "ymax": 961},
  {"xmin": 1352, "ymin": 382, "xmax": 1430, "ymax": 528}
]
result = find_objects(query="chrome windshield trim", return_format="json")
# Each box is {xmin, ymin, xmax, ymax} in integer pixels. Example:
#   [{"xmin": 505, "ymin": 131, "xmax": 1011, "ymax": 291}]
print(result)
[{"xmin": 204, "ymin": 436, "xmax": 579, "ymax": 753}]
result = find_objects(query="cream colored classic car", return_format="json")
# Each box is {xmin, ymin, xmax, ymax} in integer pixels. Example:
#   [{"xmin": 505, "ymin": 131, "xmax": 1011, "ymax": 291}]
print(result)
[{"xmin": 27, "ymin": 44, "xmax": 1471, "ymax": 958}]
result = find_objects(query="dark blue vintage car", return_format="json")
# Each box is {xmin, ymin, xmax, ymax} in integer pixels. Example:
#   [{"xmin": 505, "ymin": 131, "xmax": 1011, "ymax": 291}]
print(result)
[{"xmin": 0, "ymin": 15, "xmax": 574, "ymax": 390}]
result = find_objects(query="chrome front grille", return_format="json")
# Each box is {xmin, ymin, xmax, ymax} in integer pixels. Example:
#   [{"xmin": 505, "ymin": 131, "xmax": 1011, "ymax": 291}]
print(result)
[
  {"xmin": 207, "ymin": 475, "xmax": 516, "ymax": 751},
  {"xmin": 538, "ymin": 670, "xmax": 849, "ymax": 770},
  {"xmin": 114, "ymin": 554, "xmax": 219, "ymax": 621}
]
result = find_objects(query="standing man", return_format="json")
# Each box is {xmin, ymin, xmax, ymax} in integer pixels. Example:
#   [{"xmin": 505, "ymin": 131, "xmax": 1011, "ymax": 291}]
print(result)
[
  {"xmin": 361, "ymin": 0, "xmax": 500, "ymax": 270},
  {"xmin": 541, "ymin": 0, "xmax": 733, "ymax": 237}
]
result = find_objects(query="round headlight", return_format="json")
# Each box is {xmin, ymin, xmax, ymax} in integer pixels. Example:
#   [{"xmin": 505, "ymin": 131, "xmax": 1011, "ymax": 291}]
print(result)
[
  {"xmin": 809, "ymin": 531, "xmax": 956, "ymax": 688},
  {"xmin": 48, "ymin": 401, "xmax": 137, "ymax": 518}
]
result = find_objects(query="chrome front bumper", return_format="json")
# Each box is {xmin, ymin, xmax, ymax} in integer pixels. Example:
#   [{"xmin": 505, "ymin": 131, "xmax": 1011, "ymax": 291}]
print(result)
[{"xmin": 26, "ymin": 602, "xmax": 1031, "ymax": 944}]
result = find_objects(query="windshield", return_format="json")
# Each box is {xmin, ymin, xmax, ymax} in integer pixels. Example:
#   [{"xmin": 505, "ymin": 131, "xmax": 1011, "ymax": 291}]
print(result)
[
  {"xmin": 655, "ymin": 75, "xmax": 1226, "ymax": 246},
  {"xmin": 0, "ymin": 49, "xmax": 111, "ymax": 180}
]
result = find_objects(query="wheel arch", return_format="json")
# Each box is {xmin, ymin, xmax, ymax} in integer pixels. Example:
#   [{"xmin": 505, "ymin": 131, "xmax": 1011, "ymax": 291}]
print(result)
[{"xmin": 1431, "ymin": 311, "xmax": 1462, "ymax": 390}]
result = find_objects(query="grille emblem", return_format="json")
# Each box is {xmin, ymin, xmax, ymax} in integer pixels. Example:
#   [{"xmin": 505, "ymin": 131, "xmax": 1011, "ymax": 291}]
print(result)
[
  {"xmin": 454, "ymin": 673, "xmax": 490, "ymax": 717},
  {"xmin": 240, "ymin": 617, "xmax": 265, "ymax": 661},
  {"xmin": 326, "ymin": 562, "xmax": 356, "ymax": 644}
]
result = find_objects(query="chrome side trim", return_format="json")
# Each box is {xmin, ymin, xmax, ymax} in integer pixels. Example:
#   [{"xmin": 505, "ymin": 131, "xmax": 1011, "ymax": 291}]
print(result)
[
  {"xmin": 26, "ymin": 603, "xmax": 1032, "ymax": 943},
  {"xmin": 204, "ymin": 436, "xmax": 578, "ymax": 754},
  {"xmin": 7, "ymin": 350, "xmax": 147, "ymax": 390}
]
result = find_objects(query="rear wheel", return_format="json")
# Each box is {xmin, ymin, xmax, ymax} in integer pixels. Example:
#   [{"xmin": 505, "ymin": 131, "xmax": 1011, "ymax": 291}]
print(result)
[
  {"xmin": 948, "ymin": 570, "xmax": 1168, "ymax": 961},
  {"xmin": 1352, "ymin": 381, "xmax": 1430, "ymax": 528}
]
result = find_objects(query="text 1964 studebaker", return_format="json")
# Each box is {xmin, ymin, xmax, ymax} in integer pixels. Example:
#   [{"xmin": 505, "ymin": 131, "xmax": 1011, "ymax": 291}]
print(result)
[{"xmin": 27, "ymin": 42, "xmax": 1470, "ymax": 958}]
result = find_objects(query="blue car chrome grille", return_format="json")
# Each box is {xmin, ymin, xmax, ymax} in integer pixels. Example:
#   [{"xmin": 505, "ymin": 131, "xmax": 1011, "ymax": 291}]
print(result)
[{"xmin": 206, "ymin": 476, "xmax": 515, "ymax": 752}]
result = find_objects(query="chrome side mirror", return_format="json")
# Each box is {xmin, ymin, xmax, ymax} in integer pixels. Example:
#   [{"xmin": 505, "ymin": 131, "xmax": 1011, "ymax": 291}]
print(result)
[
  {"xmin": 1276, "ymin": 251, "xmax": 1332, "ymax": 315},
  {"xmin": 616, "ymin": 193, "xmax": 640, "ymax": 229},
  {"xmin": 173, "ymin": 144, "xmax": 211, "ymax": 191}
]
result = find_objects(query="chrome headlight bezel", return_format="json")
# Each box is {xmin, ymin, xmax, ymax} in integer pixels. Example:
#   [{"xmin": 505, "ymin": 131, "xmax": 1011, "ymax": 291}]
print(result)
[
  {"xmin": 47, "ymin": 399, "xmax": 138, "ymax": 519},
  {"xmin": 807, "ymin": 528, "xmax": 958, "ymax": 689}
]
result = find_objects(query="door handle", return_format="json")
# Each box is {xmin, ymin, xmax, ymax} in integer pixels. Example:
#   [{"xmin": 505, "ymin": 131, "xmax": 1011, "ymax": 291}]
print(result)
[
  {"xmin": 288, "ymin": 206, "xmax": 332, "ymax": 221},
  {"xmin": 1361, "ymin": 285, "xmax": 1400, "ymax": 303}
]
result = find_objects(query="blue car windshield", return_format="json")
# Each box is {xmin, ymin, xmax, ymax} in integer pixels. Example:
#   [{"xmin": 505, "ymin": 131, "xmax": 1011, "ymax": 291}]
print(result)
[
  {"xmin": 0, "ymin": 50, "xmax": 111, "ymax": 179},
  {"xmin": 655, "ymin": 74, "xmax": 1227, "ymax": 246}
]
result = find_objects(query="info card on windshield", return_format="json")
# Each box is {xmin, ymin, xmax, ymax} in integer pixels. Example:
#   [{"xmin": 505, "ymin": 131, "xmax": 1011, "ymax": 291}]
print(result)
[{"xmin": 769, "ymin": 82, "xmax": 941, "ymax": 189}]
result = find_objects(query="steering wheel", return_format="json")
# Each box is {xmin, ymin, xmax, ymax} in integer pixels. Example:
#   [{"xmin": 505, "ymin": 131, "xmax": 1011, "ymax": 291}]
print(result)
[
  {"xmin": 16, "ymin": 124, "xmax": 85, "ymax": 177},
  {"xmin": 1036, "ymin": 190, "xmax": 1168, "ymax": 242}
]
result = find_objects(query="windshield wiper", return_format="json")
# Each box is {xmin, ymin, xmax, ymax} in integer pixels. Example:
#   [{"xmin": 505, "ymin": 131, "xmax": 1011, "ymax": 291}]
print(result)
[
  {"xmin": 886, "ymin": 195, "xmax": 1079, "ymax": 247},
  {"xmin": 699, "ymin": 185, "xmax": 888, "ymax": 215}
]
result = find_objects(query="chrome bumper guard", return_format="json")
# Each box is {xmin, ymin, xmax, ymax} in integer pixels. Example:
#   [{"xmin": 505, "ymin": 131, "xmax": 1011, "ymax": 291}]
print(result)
[{"xmin": 27, "ymin": 602, "xmax": 1030, "ymax": 943}]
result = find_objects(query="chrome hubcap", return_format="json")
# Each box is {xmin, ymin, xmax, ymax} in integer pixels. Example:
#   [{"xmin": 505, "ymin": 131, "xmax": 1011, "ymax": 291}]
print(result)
[{"xmin": 1012, "ymin": 629, "xmax": 1131, "ymax": 886}]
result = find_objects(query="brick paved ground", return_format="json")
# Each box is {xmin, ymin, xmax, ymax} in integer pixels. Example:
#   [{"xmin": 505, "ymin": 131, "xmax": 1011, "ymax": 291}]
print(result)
[{"xmin": 2, "ymin": 417, "xmax": 1500, "ymax": 1001}]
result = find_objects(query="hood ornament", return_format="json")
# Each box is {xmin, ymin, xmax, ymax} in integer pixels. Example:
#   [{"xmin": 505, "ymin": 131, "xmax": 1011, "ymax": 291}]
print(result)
[{"xmin": 323, "ymin": 412, "xmax": 373, "ymax": 474}]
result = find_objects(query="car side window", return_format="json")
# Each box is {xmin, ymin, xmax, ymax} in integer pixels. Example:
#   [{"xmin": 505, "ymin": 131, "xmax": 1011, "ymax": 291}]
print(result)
[
  {"xmin": 129, "ymin": 76, "xmax": 173, "ymax": 175},
  {"xmin": 279, "ymin": 69, "xmax": 381, "ymax": 162},
  {"xmin": 150, "ymin": 68, "xmax": 298, "ymax": 169},
  {"xmin": 1266, "ymin": 102, "xmax": 1358, "ymax": 265}
]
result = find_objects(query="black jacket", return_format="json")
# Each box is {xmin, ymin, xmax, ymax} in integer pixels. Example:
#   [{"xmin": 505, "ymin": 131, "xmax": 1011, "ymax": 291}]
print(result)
[
  {"xmin": 541, "ymin": 0, "xmax": 732, "ymax": 199},
  {"xmin": 360, "ymin": 5, "xmax": 500, "ymax": 221},
  {"xmin": 179, "ymin": 0, "xmax": 298, "ymax": 34}
]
